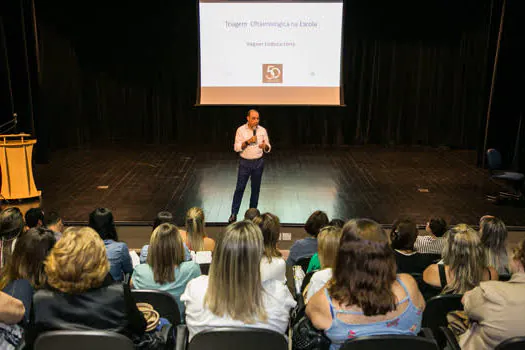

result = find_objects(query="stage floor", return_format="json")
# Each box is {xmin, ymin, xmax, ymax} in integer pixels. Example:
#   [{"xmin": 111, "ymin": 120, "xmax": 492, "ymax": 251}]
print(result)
[{"xmin": 34, "ymin": 145, "xmax": 525, "ymax": 227}]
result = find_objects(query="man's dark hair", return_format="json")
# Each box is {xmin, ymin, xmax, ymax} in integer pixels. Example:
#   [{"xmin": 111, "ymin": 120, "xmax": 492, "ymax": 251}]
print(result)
[
  {"xmin": 428, "ymin": 217, "xmax": 447, "ymax": 237},
  {"xmin": 305, "ymin": 210, "xmax": 329, "ymax": 237},
  {"xmin": 25, "ymin": 208, "xmax": 44, "ymax": 229},
  {"xmin": 44, "ymin": 211, "xmax": 61, "ymax": 227},
  {"xmin": 244, "ymin": 208, "xmax": 261, "ymax": 221}
]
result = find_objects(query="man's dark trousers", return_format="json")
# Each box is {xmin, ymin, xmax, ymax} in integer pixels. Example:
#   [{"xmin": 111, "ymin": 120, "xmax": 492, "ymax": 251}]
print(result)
[{"xmin": 231, "ymin": 157, "xmax": 264, "ymax": 215}]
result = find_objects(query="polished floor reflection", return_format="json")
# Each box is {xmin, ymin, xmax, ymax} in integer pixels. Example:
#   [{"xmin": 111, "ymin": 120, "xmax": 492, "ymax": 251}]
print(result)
[{"xmin": 33, "ymin": 145, "xmax": 525, "ymax": 226}]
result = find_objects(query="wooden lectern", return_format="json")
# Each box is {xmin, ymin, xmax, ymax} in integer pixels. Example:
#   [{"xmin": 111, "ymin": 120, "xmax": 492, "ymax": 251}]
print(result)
[{"xmin": 0, "ymin": 134, "xmax": 41, "ymax": 200}]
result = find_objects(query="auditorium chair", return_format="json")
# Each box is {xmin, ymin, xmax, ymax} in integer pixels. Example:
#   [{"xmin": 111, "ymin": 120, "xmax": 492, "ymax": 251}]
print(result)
[
  {"xmin": 440, "ymin": 326, "xmax": 461, "ymax": 350},
  {"xmin": 185, "ymin": 327, "xmax": 288, "ymax": 350},
  {"xmin": 341, "ymin": 333, "xmax": 439, "ymax": 350},
  {"xmin": 199, "ymin": 263, "xmax": 210, "ymax": 275},
  {"xmin": 499, "ymin": 273, "xmax": 512, "ymax": 281},
  {"xmin": 443, "ymin": 326, "xmax": 525, "ymax": 350},
  {"xmin": 496, "ymin": 337, "xmax": 525, "ymax": 349},
  {"xmin": 300, "ymin": 271, "xmax": 316, "ymax": 293},
  {"xmin": 131, "ymin": 289, "xmax": 181, "ymax": 325},
  {"xmin": 422, "ymin": 294, "xmax": 463, "ymax": 348},
  {"xmin": 34, "ymin": 330, "xmax": 134, "ymax": 350},
  {"xmin": 486, "ymin": 149, "xmax": 525, "ymax": 201}
]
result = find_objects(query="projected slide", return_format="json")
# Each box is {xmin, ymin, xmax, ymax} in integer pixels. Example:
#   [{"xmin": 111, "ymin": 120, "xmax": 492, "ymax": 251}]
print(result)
[{"xmin": 198, "ymin": 0, "xmax": 344, "ymax": 105}]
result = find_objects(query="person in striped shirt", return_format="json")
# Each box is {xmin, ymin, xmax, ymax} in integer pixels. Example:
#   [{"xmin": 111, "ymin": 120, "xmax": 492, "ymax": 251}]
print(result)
[{"xmin": 414, "ymin": 217, "xmax": 447, "ymax": 255}]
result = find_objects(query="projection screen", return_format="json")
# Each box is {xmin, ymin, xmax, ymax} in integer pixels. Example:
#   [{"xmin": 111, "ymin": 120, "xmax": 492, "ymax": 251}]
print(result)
[{"xmin": 197, "ymin": 0, "xmax": 344, "ymax": 105}]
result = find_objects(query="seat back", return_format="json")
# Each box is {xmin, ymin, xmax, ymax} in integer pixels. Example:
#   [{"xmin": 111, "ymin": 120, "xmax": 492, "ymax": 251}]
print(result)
[
  {"xmin": 496, "ymin": 336, "xmax": 525, "ymax": 350},
  {"xmin": 341, "ymin": 334, "xmax": 438, "ymax": 350},
  {"xmin": 296, "ymin": 256, "xmax": 313, "ymax": 273},
  {"xmin": 422, "ymin": 294, "xmax": 463, "ymax": 330},
  {"xmin": 34, "ymin": 330, "xmax": 134, "ymax": 350},
  {"xmin": 422, "ymin": 294, "xmax": 463, "ymax": 347},
  {"xmin": 499, "ymin": 274, "xmax": 512, "ymax": 282},
  {"xmin": 199, "ymin": 263, "xmax": 210, "ymax": 275},
  {"xmin": 300, "ymin": 271, "xmax": 316, "ymax": 293},
  {"xmin": 487, "ymin": 149, "xmax": 503, "ymax": 170},
  {"xmin": 131, "ymin": 289, "xmax": 181, "ymax": 325},
  {"xmin": 187, "ymin": 327, "xmax": 288, "ymax": 350}
]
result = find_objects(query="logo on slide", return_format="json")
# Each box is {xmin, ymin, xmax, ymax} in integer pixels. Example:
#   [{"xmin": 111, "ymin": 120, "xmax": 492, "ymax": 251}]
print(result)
[{"xmin": 262, "ymin": 64, "xmax": 283, "ymax": 83}]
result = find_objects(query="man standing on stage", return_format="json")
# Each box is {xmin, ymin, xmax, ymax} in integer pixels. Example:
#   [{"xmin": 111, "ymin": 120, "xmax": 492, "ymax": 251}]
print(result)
[{"xmin": 228, "ymin": 109, "xmax": 271, "ymax": 223}]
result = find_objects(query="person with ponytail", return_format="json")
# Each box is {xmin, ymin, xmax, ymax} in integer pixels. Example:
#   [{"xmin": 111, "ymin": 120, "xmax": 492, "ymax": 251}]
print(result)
[{"xmin": 181, "ymin": 208, "xmax": 215, "ymax": 252}]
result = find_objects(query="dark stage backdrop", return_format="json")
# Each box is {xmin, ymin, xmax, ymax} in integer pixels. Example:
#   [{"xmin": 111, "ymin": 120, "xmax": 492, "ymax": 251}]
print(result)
[{"xmin": 3, "ymin": 0, "xmax": 520, "ymax": 157}]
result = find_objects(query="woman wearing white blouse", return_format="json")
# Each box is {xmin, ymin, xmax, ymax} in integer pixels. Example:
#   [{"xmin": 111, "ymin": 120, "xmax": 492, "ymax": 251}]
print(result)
[
  {"xmin": 181, "ymin": 221, "xmax": 295, "ymax": 341},
  {"xmin": 253, "ymin": 213, "xmax": 286, "ymax": 283}
]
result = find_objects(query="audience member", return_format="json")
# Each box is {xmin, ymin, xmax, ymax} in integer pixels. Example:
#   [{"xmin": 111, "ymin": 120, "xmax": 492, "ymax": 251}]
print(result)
[
  {"xmin": 27, "ymin": 227, "xmax": 145, "ymax": 348},
  {"xmin": 44, "ymin": 211, "xmax": 64, "ymax": 241},
  {"xmin": 391, "ymin": 218, "xmax": 437, "ymax": 274},
  {"xmin": 328, "ymin": 218, "xmax": 345, "ymax": 228},
  {"xmin": 307, "ymin": 226, "xmax": 342, "ymax": 273},
  {"xmin": 414, "ymin": 216, "xmax": 447, "ymax": 255},
  {"xmin": 253, "ymin": 213, "xmax": 286, "ymax": 283},
  {"xmin": 25, "ymin": 208, "xmax": 44, "ymax": 229},
  {"xmin": 287, "ymin": 210, "xmax": 329, "ymax": 266},
  {"xmin": 181, "ymin": 207, "xmax": 215, "ymax": 252},
  {"xmin": 0, "ymin": 291, "xmax": 26, "ymax": 348},
  {"xmin": 244, "ymin": 208, "xmax": 261, "ymax": 221},
  {"xmin": 459, "ymin": 239, "xmax": 525, "ymax": 349},
  {"xmin": 480, "ymin": 216, "xmax": 509, "ymax": 275},
  {"xmin": 140, "ymin": 211, "xmax": 191, "ymax": 263},
  {"xmin": 89, "ymin": 208, "xmax": 133, "ymax": 282},
  {"xmin": 181, "ymin": 221, "xmax": 296, "ymax": 341},
  {"xmin": 0, "ymin": 208, "xmax": 25, "ymax": 267},
  {"xmin": 423, "ymin": 224, "xmax": 497, "ymax": 294},
  {"xmin": 0, "ymin": 292, "xmax": 24, "ymax": 324},
  {"xmin": 307, "ymin": 218, "xmax": 425, "ymax": 350},
  {"xmin": 305, "ymin": 226, "xmax": 342, "ymax": 301},
  {"xmin": 0, "ymin": 227, "xmax": 55, "ymax": 290},
  {"xmin": 131, "ymin": 223, "xmax": 200, "ymax": 318}
]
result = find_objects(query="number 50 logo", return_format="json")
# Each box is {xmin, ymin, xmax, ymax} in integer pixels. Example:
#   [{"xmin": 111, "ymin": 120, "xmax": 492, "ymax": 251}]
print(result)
[{"xmin": 262, "ymin": 64, "xmax": 283, "ymax": 83}]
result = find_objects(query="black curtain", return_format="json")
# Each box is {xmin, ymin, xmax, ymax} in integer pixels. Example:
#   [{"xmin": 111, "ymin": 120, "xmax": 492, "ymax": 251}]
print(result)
[
  {"xmin": 483, "ymin": 0, "xmax": 525, "ymax": 171},
  {"xmin": 8, "ymin": 0, "xmax": 517, "ymax": 152}
]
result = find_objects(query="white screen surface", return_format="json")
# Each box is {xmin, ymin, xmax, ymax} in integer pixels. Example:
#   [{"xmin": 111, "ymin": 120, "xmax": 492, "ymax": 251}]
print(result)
[{"xmin": 198, "ymin": 0, "xmax": 344, "ymax": 105}]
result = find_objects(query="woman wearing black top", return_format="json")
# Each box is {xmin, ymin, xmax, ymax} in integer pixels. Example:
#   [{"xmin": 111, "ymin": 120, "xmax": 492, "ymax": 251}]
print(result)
[
  {"xmin": 26, "ymin": 227, "xmax": 145, "ymax": 349},
  {"xmin": 391, "ymin": 218, "xmax": 437, "ymax": 274}
]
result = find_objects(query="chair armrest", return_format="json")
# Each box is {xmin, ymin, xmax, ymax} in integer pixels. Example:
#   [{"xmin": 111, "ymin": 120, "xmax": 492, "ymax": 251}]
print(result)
[
  {"xmin": 175, "ymin": 324, "xmax": 188, "ymax": 350},
  {"xmin": 440, "ymin": 327, "xmax": 461, "ymax": 350},
  {"xmin": 419, "ymin": 327, "xmax": 435, "ymax": 340}
]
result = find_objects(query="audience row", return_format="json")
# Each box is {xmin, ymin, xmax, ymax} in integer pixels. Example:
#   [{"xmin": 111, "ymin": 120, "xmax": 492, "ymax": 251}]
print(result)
[{"xmin": 0, "ymin": 205, "xmax": 521, "ymax": 350}]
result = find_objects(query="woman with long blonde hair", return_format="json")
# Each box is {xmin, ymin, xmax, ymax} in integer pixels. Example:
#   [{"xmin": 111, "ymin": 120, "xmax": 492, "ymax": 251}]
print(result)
[
  {"xmin": 27, "ymin": 227, "xmax": 145, "ymax": 349},
  {"xmin": 304, "ymin": 226, "xmax": 342, "ymax": 301},
  {"xmin": 181, "ymin": 221, "xmax": 295, "ymax": 341},
  {"xmin": 423, "ymin": 224, "xmax": 498, "ymax": 294},
  {"xmin": 480, "ymin": 216, "xmax": 509, "ymax": 275},
  {"xmin": 253, "ymin": 212, "xmax": 286, "ymax": 283},
  {"xmin": 181, "ymin": 207, "xmax": 215, "ymax": 252},
  {"xmin": 132, "ymin": 223, "xmax": 201, "ymax": 318}
]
